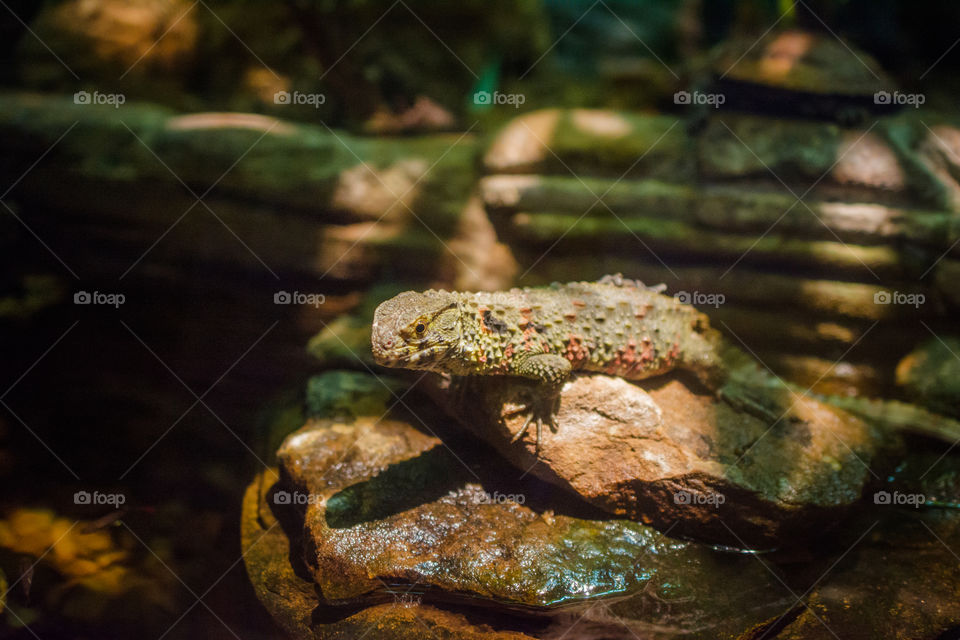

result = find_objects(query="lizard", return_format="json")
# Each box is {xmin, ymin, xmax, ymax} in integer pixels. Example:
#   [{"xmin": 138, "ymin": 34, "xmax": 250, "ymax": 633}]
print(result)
[
  {"xmin": 371, "ymin": 276, "xmax": 960, "ymax": 450},
  {"xmin": 371, "ymin": 275, "xmax": 746, "ymax": 449}
]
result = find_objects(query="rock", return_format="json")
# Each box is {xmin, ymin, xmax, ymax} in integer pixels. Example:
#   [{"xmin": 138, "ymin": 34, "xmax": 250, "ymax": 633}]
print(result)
[
  {"xmin": 427, "ymin": 372, "xmax": 883, "ymax": 547},
  {"xmin": 761, "ymin": 353, "xmax": 886, "ymax": 398},
  {"xmin": 504, "ymin": 209, "xmax": 911, "ymax": 280},
  {"xmin": 484, "ymin": 109, "xmax": 689, "ymax": 179},
  {"xmin": 242, "ymin": 468, "xmax": 533, "ymax": 640},
  {"xmin": 0, "ymin": 92, "xmax": 485, "ymax": 287},
  {"xmin": 775, "ymin": 514, "xmax": 960, "ymax": 639},
  {"xmin": 698, "ymin": 112, "xmax": 960, "ymax": 216},
  {"xmin": 481, "ymin": 173, "xmax": 958, "ymax": 259},
  {"xmin": 697, "ymin": 114, "xmax": 841, "ymax": 184},
  {"xmin": 484, "ymin": 109, "xmax": 562, "ymax": 174},
  {"xmin": 261, "ymin": 406, "xmax": 795, "ymax": 638},
  {"xmin": 915, "ymin": 122, "xmax": 960, "ymax": 212},
  {"xmin": 695, "ymin": 187, "xmax": 954, "ymax": 249},
  {"xmin": 709, "ymin": 30, "xmax": 897, "ymax": 123},
  {"xmin": 443, "ymin": 195, "xmax": 519, "ymax": 292},
  {"xmin": 896, "ymin": 336, "xmax": 960, "ymax": 418},
  {"xmin": 706, "ymin": 304, "xmax": 906, "ymax": 363},
  {"xmin": 523, "ymin": 262, "xmax": 934, "ymax": 322},
  {"xmin": 776, "ymin": 450, "xmax": 960, "ymax": 639},
  {"xmin": 480, "ymin": 174, "xmax": 699, "ymax": 223},
  {"xmin": 365, "ymin": 96, "xmax": 458, "ymax": 135},
  {"xmin": 698, "ymin": 114, "xmax": 913, "ymax": 198}
]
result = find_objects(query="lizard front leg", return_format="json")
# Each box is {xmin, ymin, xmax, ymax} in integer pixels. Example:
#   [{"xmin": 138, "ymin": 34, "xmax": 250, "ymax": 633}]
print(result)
[{"xmin": 507, "ymin": 353, "xmax": 572, "ymax": 452}]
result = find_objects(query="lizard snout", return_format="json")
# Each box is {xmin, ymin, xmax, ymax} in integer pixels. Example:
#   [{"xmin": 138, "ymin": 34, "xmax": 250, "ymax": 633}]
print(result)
[{"xmin": 371, "ymin": 330, "xmax": 399, "ymax": 364}]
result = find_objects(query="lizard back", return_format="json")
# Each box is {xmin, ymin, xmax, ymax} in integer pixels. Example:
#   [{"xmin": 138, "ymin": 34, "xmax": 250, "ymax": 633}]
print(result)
[{"xmin": 454, "ymin": 280, "xmax": 725, "ymax": 387}]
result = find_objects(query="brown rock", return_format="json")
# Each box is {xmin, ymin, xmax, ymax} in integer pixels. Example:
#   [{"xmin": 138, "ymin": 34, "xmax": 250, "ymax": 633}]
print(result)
[
  {"xmin": 265, "ymin": 413, "xmax": 795, "ymax": 637},
  {"xmin": 241, "ymin": 468, "xmax": 534, "ymax": 640},
  {"xmin": 429, "ymin": 373, "xmax": 884, "ymax": 547}
]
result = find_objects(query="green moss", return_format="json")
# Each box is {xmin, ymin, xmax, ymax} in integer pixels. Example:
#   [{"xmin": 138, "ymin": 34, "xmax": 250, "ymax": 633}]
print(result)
[
  {"xmin": 305, "ymin": 370, "xmax": 402, "ymax": 420},
  {"xmin": 548, "ymin": 111, "xmax": 691, "ymax": 178},
  {"xmin": 511, "ymin": 211, "xmax": 905, "ymax": 275}
]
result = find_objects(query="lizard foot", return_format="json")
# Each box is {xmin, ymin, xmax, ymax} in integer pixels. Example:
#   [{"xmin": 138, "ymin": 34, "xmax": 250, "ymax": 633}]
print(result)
[{"xmin": 506, "ymin": 397, "xmax": 558, "ymax": 454}]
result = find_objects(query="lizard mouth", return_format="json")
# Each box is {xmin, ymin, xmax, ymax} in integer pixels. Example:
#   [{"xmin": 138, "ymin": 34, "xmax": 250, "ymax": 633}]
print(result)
[{"xmin": 374, "ymin": 343, "xmax": 450, "ymax": 369}]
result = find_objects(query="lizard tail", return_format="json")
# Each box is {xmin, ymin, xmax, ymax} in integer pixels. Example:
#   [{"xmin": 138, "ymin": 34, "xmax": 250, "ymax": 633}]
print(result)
[{"xmin": 817, "ymin": 395, "xmax": 960, "ymax": 444}]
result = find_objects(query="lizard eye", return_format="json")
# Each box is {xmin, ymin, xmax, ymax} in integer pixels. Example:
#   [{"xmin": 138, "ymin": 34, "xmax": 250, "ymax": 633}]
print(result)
[{"xmin": 415, "ymin": 323, "xmax": 426, "ymax": 333}]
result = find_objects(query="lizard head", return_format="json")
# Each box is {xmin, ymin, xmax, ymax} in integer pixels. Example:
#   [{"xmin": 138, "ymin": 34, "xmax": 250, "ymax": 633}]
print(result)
[{"xmin": 371, "ymin": 290, "xmax": 461, "ymax": 371}]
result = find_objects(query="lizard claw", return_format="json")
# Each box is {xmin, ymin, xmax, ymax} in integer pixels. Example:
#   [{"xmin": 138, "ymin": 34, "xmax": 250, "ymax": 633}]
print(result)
[{"xmin": 508, "ymin": 400, "xmax": 556, "ymax": 453}]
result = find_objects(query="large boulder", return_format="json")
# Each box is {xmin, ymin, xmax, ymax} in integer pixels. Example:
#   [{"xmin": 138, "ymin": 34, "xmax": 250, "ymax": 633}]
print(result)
[{"xmin": 426, "ymin": 371, "xmax": 884, "ymax": 548}]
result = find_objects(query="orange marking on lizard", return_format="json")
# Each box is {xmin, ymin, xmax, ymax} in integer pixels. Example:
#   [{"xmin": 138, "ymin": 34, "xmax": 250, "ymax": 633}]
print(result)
[
  {"xmin": 666, "ymin": 340, "xmax": 681, "ymax": 364},
  {"xmin": 565, "ymin": 334, "xmax": 590, "ymax": 364},
  {"xmin": 637, "ymin": 337, "xmax": 655, "ymax": 370}
]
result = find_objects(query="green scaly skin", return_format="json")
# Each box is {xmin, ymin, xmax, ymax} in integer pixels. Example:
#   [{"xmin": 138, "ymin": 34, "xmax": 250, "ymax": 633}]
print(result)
[{"xmin": 371, "ymin": 276, "xmax": 960, "ymax": 450}]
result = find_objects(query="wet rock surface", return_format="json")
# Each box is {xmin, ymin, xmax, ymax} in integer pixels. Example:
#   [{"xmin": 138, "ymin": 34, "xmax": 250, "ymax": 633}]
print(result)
[
  {"xmin": 774, "ymin": 450, "xmax": 960, "ymax": 639},
  {"xmin": 242, "ymin": 467, "xmax": 534, "ymax": 640},
  {"xmin": 275, "ymin": 413, "xmax": 792, "ymax": 612},
  {"xmin": 246, "ymin": 374, "xmax": 801, "ymax": 638},
  {"xmin": 244, "ymin": 371, "xmax": 960, "ymax": 639}
]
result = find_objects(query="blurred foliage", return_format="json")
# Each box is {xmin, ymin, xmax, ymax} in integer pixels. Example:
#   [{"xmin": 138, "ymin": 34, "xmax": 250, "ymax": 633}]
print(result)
[
  {"xmin": 0, "ymin": 509, "xmax": 180, "ymax": 631},
  {"xmin": 275, "ymin": 0, "xmax": 551, "ymax": 124},
  {"xmin": 7, "ymin": 0, "xmax": 960, "ymax": 128}
]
